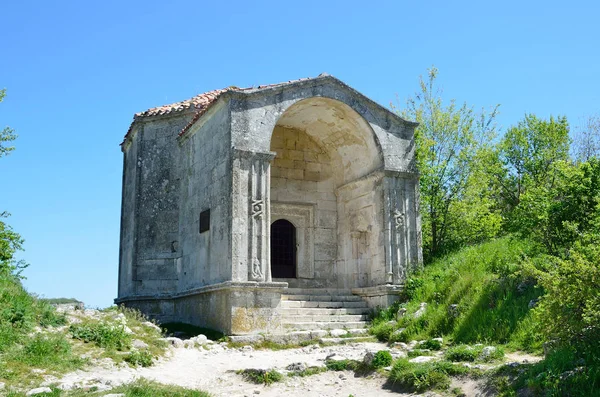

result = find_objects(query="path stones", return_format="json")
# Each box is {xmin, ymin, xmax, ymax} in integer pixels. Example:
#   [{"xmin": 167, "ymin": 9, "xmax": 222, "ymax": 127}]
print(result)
[
  {"xmin": 161, "ymin": 337, "xmax": 184, "ymax": 348},
  {"xmin": 26, "ymin": 387, "xmax": 52, "ymax": 396},
  {"xmin": 132, "ymin": 339, "xmax": 149, "ymax": 349},
  {"xmin": 329, "ymin": 329, "xmax": 347, "ymax": 337},
  {"xmin": 409, "ymin": 356, "xmax": 437, "ymax": 363},
  {"xmin": 325, "ymin": 353, "xmax": 347, "ymax": 362}
]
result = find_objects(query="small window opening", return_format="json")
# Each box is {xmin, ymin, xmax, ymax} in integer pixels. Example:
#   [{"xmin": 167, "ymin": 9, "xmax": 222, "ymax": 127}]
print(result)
[{"xmin": 199, "ymin": 209, "xmax": 210, "ymax": 233}]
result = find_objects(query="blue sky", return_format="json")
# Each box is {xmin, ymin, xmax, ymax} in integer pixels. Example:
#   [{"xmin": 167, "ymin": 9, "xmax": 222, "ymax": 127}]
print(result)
[{"xmin": 1, "ymin": 0, "xmax": 598, "ymax": 307}]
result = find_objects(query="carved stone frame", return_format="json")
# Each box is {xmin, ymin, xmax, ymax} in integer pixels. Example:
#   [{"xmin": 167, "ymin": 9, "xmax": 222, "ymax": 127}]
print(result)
[{"xmin": 270, "ymin": 202, "xmax": 315, "ymax": 279}]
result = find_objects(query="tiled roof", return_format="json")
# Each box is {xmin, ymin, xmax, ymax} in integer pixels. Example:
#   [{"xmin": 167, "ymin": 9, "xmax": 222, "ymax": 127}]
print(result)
[{"xmin": 122, "ymin": 77, "xmax": 317, "ymax": 145}]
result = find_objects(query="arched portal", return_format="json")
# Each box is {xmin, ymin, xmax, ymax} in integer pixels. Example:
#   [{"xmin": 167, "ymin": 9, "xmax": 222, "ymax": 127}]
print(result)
[
  {"xmin": 271, "ymin": 219, "xmax": 297, "ymax": 278},
  {"xmin": 269, "ymin": 97, "xmax": 385, "ymax": 288}
]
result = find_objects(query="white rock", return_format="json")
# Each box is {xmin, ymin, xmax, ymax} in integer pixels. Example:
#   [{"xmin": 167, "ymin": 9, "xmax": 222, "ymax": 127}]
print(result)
[
  {"xmin": 0, "ymin": 382, "xmax": 5, "ymax": 390},
  {"xmin": 391, "ymin": 351, "xmax": 407, "ymax": 359},
  {"xmin": 132, "ymin": 339, "xmax": 149, "ymax": 349},
  {"xmin": 479, "ymin": 346, "xmax": 497, "ymax": 360},
  {"xmin": 191, "ymin": 334, "xmax": 208, "ymax": 345},
  {"xmin": 329, "ymin": 329, "xmax": 347, "ymax": 337},
  {"xmin": 141, "ymin": 321, "xmax": 161, "ymax": 332},
  {"xmin": 409, "ymin": 356, "xmax": 436, "ymax": 363},
  {"xmin": 26, "ymin": 387, "xmax": 52, "ymax": 396},
  {"xmin": 123, "ymin": 326, "xmax": 134, "ymax": 334},
  {"xmin": 162, "ymin": 337, "xmax": 184, "ymax": 348},
  {"xmin": 325, "ymin": 353, "xmax": 347, "ymax": 362},
  {"xmin": 413, "ymin": 302, "xmax": 427, "ymax": 318},
  {"xmin": 432, "ymin": 337, "xmax": 443, "ymax": 343},
  {"xmin": 363, "ymin": 351, "xmax": 375, "ymax": 366},
  {"xmin": 58, "ymin": 382, "xmax": 77, "ymax": 391},
  {"xmin": 392, "ymin": 342, "xmax": 409, "ymax": 350},
  {"xmin": 104, "ymin": 394, "xmax": 126, "ymax": 397}
]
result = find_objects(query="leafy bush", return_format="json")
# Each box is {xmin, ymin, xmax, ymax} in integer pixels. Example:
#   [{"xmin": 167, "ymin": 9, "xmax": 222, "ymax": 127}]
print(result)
[
  {"xmin": 125, "ymin": 349, "xmax": 154, "ymax": 367},
  {"xmin": 371, "ymin": 350, "xmax": 393, "ymax": 368},
  {"xmin": 70, "ymin": 321, "xmax": 131, "ymax": 350},
  {"xmin": 497, "ymin": 347, "xmax": 600, "ymax": 396},
  {"xmin": 530, "ymin": 235, "xmax": 600, "ymax": 354}
]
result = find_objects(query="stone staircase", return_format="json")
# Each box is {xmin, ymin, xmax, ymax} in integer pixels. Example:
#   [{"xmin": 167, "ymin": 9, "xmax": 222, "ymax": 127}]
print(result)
[{"xmin": 280, "ymin": 288, "xmax": 371, "ymax": 333}]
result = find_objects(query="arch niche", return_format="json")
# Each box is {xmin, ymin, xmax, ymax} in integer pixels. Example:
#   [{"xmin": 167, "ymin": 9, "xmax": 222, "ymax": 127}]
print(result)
[{"xmin": 268, "ymin": 97, "xmax": 385, "ymax": 289}]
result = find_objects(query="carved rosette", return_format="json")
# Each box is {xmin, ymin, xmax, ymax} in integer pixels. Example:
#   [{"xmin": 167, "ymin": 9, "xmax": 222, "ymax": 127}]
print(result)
[{"xmin": 232, "ymin": 149, "xmax": 276, "ymax": 283}]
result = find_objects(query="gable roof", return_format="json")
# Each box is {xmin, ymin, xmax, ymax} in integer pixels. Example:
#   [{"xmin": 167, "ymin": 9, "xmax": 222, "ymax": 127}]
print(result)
[{"xmin": 122, "ymin": 74, "xmax": 415, "ymax": 146}]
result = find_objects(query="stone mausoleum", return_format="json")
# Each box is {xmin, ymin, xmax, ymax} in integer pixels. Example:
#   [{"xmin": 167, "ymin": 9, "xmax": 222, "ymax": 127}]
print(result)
[{"xmin": 116, "ymin": 74, "xmax": 422, "ymax": 337}]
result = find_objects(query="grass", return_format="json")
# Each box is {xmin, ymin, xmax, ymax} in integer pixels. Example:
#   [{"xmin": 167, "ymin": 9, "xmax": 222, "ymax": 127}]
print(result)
[
  {"xmin": 40, "ymin": 298, "xmax": 82, "ymax": 305},
  {"xmin": 493, "ymin": 347, "xmax": 600, "ymax": 396},
  {"xmin": 4, "ymin": 379, "xmax": 212, "ymax": 396},
  {"xmin": 70, "ymin": 321, "xmax": 132, "ymax": 350},
  {"xmin": 237, "ymin": 369, "xmax": 283, "ymax": 385},
  {"xmin": 125, "ymin": 349, "xmax": 154, "ymax": 367},
  {"xmin": 325, "ymin": 359, "xmax": 359, "ymax": 371},
  {"xmin": 444, "ymin": 344, "xmax": 504, "ymax": 362},
  {"xmin": 389, "ymin": 359, "xmax": 471, "ymax": 392},
  {"xmin": 370, "ymin": 236, "xmax": 544, "ymax": 351},
  {"xmin": 288, "ymin": 366, "xmax": 328, "ymax": 377},
  {"xmin": 0, "ymin": 276, "xmax": 85, "ymax": 388},
  {"xmin": 371, "ymin": 350, "xmax": 393, "ymax": 368}
]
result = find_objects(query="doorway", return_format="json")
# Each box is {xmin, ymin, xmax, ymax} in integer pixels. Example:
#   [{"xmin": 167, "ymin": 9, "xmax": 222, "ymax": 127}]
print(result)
[{"xmin": 271, "ymin": 219, "xmax": 297, "ymax": 278}]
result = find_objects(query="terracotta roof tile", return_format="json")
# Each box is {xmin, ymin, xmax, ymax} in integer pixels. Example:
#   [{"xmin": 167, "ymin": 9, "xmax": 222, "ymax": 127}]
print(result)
[{"xmin": 122, "ymin": 76, "xmax": 319, "ymax": 146}]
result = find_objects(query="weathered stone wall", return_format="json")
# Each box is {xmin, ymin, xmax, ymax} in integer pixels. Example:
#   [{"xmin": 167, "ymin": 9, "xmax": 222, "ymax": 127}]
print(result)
[
  {"xmin": 178, "ymin": 101, "xmax": 232, "ymax": 290},
  {"xmin": 118, "ymin": 128, "xmax": 139, "ymax": 297},
  {"xmin": 119, "ymin": 115, "xmax": 192, "ymax": 297},
  {"xmin": 336, "ymin": 172, "xmax": 386, "ymax": 288},
  {"xmin": 270, "ymin": 126, "xmax": 338, "ymax": 286}
]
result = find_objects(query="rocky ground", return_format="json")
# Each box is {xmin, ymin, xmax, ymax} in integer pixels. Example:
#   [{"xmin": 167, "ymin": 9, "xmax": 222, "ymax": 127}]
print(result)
[
  {"xmin": 11, "ymin": 306, "xmax": 542, "ymax": 397},
  {"xmin": 41, "ymin": 339, "xmax": 540, "ymax": 397}
]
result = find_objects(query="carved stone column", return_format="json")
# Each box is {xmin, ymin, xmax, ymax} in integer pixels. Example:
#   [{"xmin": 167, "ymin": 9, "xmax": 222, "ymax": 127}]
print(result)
[
  {"xmin": 232, "ymin": 149, "xmax": 276, "ymax": 282},
  {"xmin": 383, "ymin": 171, "xmax": 421, "ymax": 284}
]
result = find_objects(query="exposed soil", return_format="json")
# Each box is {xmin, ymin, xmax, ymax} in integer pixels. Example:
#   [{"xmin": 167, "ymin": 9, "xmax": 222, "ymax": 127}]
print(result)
[{"xmin": 50, "ymin": 340, "xmax": 540, "ymax": 397}]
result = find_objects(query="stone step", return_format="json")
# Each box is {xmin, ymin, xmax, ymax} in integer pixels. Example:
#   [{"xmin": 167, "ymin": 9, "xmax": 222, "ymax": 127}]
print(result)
[
  {"xmin": 284, "ymin": 288, "xmax": 353, "ymax": 296},
  {"xmin": 281, "ymin": 314, "xmax": 368, "ymax": 322},
  {"xmin": 229, "ymin": 328, "xmax": 371, "ymax": 345},
  {"xmin": 280, "ymin": 307, "xmax": 369, "ymax": 315},
  {"xmin": 281, "ymin": 300, "xmax": 368, "ymax": 309},
  {"xmin": 282, "ymin": 321, "xmax": 369, "ymax": 331},
  {"xmin": 281, "ymin": 294, "xmax": 363, "ymax": 302}
]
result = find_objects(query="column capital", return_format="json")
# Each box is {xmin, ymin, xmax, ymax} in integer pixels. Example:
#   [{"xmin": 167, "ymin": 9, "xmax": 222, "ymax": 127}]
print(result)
[{"xmin": 232, "ymin": 148, "xmax": 276, "ymax": 162}]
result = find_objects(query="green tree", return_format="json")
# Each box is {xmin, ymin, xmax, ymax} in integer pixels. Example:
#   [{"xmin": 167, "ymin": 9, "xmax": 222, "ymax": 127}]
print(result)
[
  {"xmin": 490, "ymin": 114, "xmax": 571, "ymax": 249},
  {"xmin": 573, "ymin": 114, "xmax": 600, "ymax": 162},
  {"xmin": 0, "ymin": 89, "xmax": 26, "ymax": 277},
  {"xmin": 0, "ymin": 89, "xmax": 17, "ymax": 158},
  {"xmin": 398, "ymin": 67, "xmax": 500, "ymax": 259}
]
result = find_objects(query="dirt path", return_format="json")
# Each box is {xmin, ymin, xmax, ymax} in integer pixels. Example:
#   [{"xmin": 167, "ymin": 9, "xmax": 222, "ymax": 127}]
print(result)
[{"xmin": 53, "ymin": 341, "xmax": 540, "ymax": 397}]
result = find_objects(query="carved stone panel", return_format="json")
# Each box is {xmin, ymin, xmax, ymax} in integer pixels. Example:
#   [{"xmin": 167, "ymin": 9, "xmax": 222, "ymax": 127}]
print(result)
[
  {"xmin": 232, "ymin": 149, "xmax": 276, "ymax": 283},
  {"xmin": 383, "ymin": 172, "xmax": 421, "ymax": 284}
]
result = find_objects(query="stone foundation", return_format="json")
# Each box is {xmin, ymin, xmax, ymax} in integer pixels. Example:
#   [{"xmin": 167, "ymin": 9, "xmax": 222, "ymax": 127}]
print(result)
[
  {"xmin": 351, "ymin": 284, "xmax": 404, "ymax": 309},
  {"xmin": 115, "ymin": 281, "xmax": 288, "ymax": 335}
]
